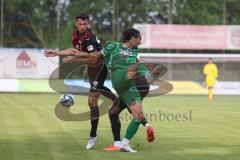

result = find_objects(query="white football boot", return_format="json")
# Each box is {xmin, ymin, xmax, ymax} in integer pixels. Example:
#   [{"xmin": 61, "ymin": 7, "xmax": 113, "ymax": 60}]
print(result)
[
  {"xmin": 86, "ymin": 136, "xmax": 98, "ymax": 149},
  {"xmin": 120, "ymin": 144, "xmax": 137, "ymax": 153}
]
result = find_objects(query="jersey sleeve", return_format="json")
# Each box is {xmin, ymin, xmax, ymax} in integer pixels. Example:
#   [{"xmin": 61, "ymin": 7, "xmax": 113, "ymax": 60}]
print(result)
[
  {"xmin": 84, "ymin": 34, "xmax": 101, "ymax": 53},
  {"xmin": 101, "ymin": 42, "xmax": 116, "ymax": 57},
  {"xmin": 101, "ymin": 42, "xmax": 117, "ymax": 71}
]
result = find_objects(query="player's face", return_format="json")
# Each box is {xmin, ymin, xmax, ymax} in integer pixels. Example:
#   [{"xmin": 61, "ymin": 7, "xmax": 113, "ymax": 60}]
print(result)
[
  {"xmin": 208, "ymin": 59, "xmax": 213, "ymax": 64},
  {"xmin": 76, "ymin": 18, "xmax": 89, "ymax": 33},
  {"xmin": 131, "ymin": 35, "xmax": 142, "ymax": 48}
]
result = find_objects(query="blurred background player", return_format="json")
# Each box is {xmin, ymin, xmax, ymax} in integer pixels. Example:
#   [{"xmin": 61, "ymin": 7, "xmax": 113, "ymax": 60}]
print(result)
[{"xmin": 203, "ymin": 58, "xmax": 218, "ymax": 101}]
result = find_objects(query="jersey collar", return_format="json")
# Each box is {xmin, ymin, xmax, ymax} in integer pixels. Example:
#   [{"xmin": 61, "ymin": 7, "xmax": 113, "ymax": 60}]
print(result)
[{"xmin": 121, "ymin": 42, "xmax": 139, "ymax": 52}]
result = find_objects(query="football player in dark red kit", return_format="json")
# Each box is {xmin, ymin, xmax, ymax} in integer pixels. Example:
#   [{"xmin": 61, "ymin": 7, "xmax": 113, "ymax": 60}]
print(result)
[
  {"xmin": 45, "ymin": 13, "xmax": 113, "ymax": 149},
  {"xmin": 72, "ymin": 14, "xmax": 103, "ymax": 149}
]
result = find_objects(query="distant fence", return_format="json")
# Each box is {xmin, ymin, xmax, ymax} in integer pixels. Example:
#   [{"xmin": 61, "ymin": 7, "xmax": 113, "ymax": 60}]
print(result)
[
  {"xmin": 139, "ymin": 53, "xmax": 240, "ymax": 95},
  {"xmin": 139, "ymin": 53, "xmax": 240, "ymax": 82},
  {"xmin": 1, "ymin": 48, "xmax": 240, "ymax": 95}
]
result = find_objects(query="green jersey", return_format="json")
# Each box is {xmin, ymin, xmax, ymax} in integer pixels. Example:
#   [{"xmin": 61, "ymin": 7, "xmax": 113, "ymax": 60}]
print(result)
[
  {"xmin": 101, "ymin": 41, "xmax": 149, "ymax": 106},
  {"xmin": 101, "ymin": 41, "xmax": 139, "ymax": 72}
]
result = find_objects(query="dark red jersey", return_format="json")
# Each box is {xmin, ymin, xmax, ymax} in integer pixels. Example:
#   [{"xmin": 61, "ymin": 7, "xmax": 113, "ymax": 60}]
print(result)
[
  {"xmin": 71, "ymin": 27, "xmax": 101, "ymax": 53},
  {"xmin": 71, "ymin": 27, "xmax": 105, "ymax": 91}
]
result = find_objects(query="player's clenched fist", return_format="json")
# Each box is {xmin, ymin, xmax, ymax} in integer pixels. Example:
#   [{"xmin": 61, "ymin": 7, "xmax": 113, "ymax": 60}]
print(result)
[{"xmin": 44, "ymin": 50, "xmax": 58, "ymax": 57}]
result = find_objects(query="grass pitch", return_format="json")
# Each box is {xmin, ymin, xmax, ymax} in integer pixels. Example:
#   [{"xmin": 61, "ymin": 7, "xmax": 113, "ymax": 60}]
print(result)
[{"xmin": 0, "ymin": 93, "xmax": 239, "ymax": 160}]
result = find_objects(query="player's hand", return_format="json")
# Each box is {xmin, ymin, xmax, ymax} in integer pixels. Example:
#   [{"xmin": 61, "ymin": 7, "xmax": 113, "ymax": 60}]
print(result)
[{"xmin": 44, "ymin": 50, "xmax": 58, "ymax": 57}]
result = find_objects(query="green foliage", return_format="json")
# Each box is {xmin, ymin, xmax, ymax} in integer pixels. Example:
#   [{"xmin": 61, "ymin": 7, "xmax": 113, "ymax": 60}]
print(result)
[
  {"xmin": 3, "ymin": 0, "xmax": 67, "ymax": 48},
  {"xmin": 2, "ymin": 0, "xmax": 240, "ymax": 48},
  {"xmin": 174, "ymin": 0, "xmax": 223, "ymax": 24},
  {"xmin": 226, "ymin": 0, "xmax": 240, "ymax": 24}
]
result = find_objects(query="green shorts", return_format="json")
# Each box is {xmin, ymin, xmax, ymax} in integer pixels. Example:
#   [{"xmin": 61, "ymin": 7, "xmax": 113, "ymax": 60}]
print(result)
[{"xmin": 111, "ymin": 68, "xmax": 141, "ymax": 107}]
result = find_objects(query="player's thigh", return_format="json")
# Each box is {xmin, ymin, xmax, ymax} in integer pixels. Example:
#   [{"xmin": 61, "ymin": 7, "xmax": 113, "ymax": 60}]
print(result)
[
  {"xmin": 111, "ymin": 68, "xmax": 132, "ymax": 92},
  {"xmin": 88, "ymin": 65, "xmax": 107, "ymax": 90},
  {"xmin": 119, "ymin": 84, "xmax": 142, "ymax": 108},
  {"xmin": 206, "ymin": 77, "xmax": 215, "ymax": 87}
]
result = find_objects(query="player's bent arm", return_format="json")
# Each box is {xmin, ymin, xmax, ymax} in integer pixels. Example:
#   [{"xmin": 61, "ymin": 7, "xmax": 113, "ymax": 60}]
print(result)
[
  {"xmin": 61, "ymin": 48, "xmax": 79, "ymax": 55},
  {"xmin": 64, "ymin": 51, "xmax": 103, "ymax": 66},
  {"xmin": 63, "ymin": 56, "xmax": 92, "ymax": 64},
  {"xmin": 74, "ymin": 51, "xmax": 103, "ymax": 63}
]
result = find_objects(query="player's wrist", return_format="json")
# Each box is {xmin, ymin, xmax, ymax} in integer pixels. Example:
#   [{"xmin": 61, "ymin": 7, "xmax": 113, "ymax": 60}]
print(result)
[{"xmin": 56, "ymin": 50, "xmax": 65, "ymax": 56}]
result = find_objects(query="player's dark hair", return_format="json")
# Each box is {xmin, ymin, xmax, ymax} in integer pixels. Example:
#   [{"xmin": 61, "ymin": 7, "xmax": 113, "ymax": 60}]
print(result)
[
  {"xmin": 76, "ymin": 13, "xmax": 89, "ymax": 21},
  {"xmin": 121, "ymin": 28, "xmax": 141, "ymax": 42}
]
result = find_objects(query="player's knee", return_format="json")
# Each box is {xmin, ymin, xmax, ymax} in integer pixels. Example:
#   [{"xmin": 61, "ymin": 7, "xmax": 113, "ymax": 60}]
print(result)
[
  {"xmin": 138, "ymin": 112, "xmax": 145, "ymax": 121},
  {"xmin": 134, "ymin": 113, "xmax": 144, "ymax": 121},
  {"xmin": 109, "ymin": 110, "xmax": 116, "ymax": 118},
  {"xmin": 109, "ymin": 105, "xmax": 115, "ymax": 116},
  {"xmin": 129, "ymin": 102, "xmax": 144, "ymax": 121},
  {"xmin": 88, "ymin": 91, "xmax": 100, "ymax": 107},
  {"xmin": 109, "ymin": 99, "xmax": 124, "ymax": 117},
  {"xmin": 88, "ymin": 97, "xmax": 98, "ymax": 107}
]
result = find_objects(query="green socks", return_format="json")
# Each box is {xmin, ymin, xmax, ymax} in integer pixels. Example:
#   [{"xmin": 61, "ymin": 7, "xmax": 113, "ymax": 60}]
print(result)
[{"xmin": 124, "ymin": 119, "xmax": 141, "ymax": 140}]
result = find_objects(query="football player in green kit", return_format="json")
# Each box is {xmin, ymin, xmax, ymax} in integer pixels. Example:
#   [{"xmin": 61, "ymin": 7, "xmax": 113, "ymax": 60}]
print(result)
[{"xmin": 101, "ymin": 28, "xmax": 159, "ymax": 152}]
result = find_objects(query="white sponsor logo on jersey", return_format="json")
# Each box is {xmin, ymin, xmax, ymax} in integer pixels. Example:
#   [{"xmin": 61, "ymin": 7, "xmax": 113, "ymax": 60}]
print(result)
[
  {"xmin": 87, "ymin": 45, "xmax": 94, "ymax": 51},
  {"xmin": 120, "ymin": 50, "xmax": 131, "ymax": 56}
]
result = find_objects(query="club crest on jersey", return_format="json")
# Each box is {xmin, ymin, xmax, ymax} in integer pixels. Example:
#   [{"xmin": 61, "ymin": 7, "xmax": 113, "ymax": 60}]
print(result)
[{"xmin": 120, "ymin": 50, "xmax": 131, "ymax": 56}]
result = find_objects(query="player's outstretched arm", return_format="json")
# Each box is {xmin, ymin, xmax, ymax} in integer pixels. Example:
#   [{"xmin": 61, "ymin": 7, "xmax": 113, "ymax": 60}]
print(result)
[
  {"xmin": 44, "ymin": 48, "xmax": 79, "ymax": 57},
  {"xmin": 63, "ymin": 51, "xmax": 103, "ymax": 67}
]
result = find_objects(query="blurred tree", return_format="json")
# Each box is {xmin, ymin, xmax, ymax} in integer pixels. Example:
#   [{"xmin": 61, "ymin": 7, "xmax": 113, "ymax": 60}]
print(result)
[
  {"xmin": 226, "ymin": 0, "xmax": 240, "ymax": 24},
  {"xmin": 59, "ymin": 0, "xmax": 110, "ymax": 48},
  {"xmin": 3, "ymin": 0, "xmax": 68, "ymax": 48},
  {"xmin": 2, "ymin": 0, "xmax": 240, "ymax": 48},
  {"xmin": 62, "ymin": 0, "xmax": 165, "ymax": 48},
  {"xmin": 173, "ymin": 0, "xmax": 223, "ymax": 24}
]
